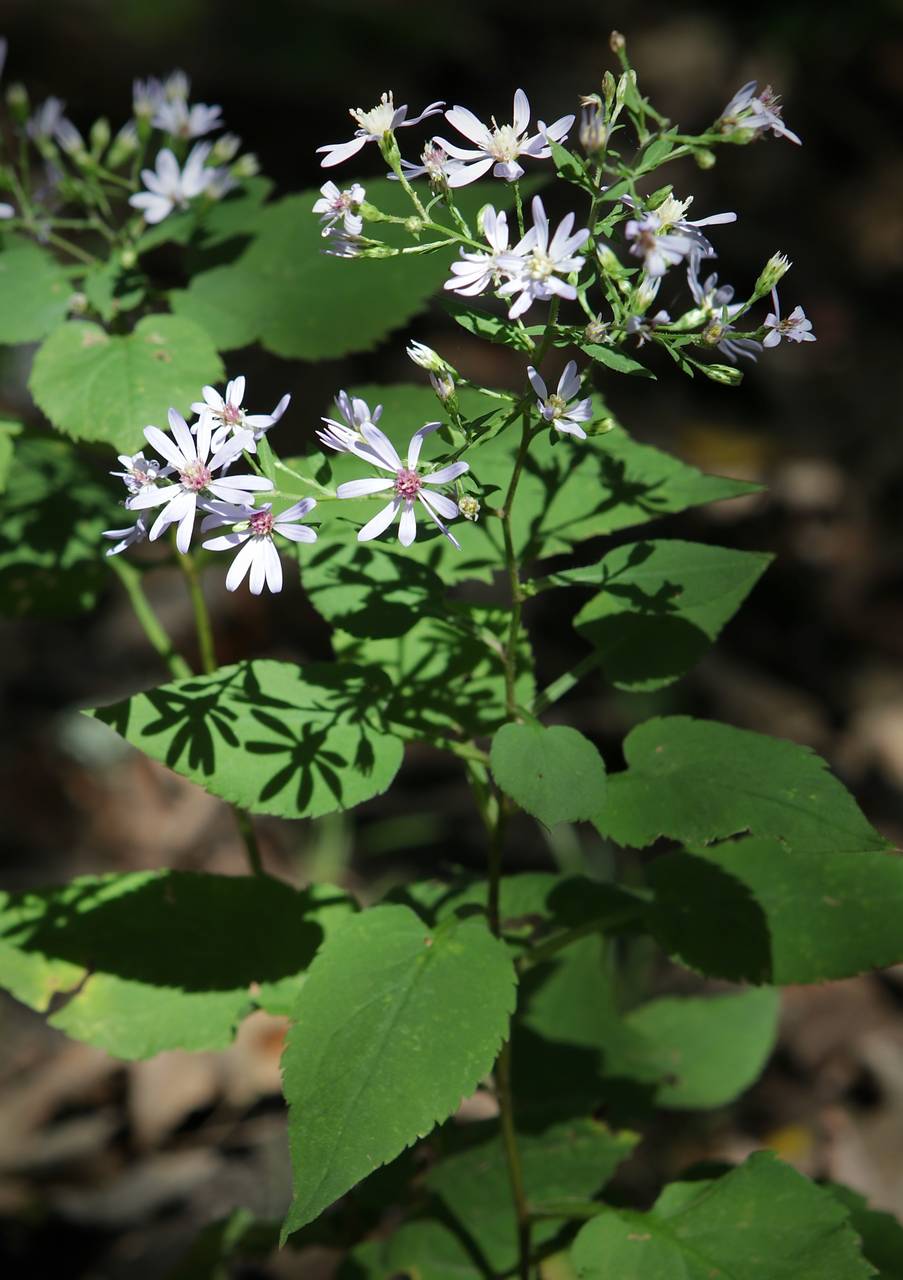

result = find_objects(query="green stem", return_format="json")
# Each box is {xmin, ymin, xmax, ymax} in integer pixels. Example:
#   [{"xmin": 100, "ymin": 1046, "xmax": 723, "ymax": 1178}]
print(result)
[
  {"xmin": 499, "ymin": 415, "xmax": 534, "ymax": 719},
  {"xmin": 513, "ymin": 180, "xmax": 526, "ymax": 239},
  {"xmin": 518, "ymin": 903, "xmax": 646, "ymax": 971},
  {"xmin": 180, "ymin": 551, "xmax": 218, "ymax": 675},
  {"xmin": 43, "ymin": 230, "xmax": 98, "ymax": 266},
  {"xmin": 178, "ymin": 552, "xmax": 266, "ymax": 878},
  {"xmin": 532, "ymin": 651, "xmax": 603, "ymax": 715},
  {"xmin": 528, "ymin": 1200, "xmax": 605, "ymax": 1221},
  {"xmin": 108, "ymin": 557, "xmax": 192, "ymax": 680}
]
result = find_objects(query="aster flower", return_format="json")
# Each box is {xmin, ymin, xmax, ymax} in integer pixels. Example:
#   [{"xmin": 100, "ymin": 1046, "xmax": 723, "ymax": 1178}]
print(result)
[
  {"xmin": 54, "ymin": 117, "xmax": 86, "ymax": 157},
  {"xmin": 396, "ymin": 140, "xmax": 469, "ymax": 187},
  {"xmin": 625, "ymin": 194, "xmax": 736, "ymax": 278},
  {"xmin": 317, "ymin": 390, "xmax": 383, "ymax": 455},
  {"xmin": 102, "ymin": 514, "xmax": 151, "ymax": 557},
  {"xmin": 27, "ymin": 97, "xmax": 70, "ymax": 142},
  {"xmin": 191, "ymin": 376, "xmax": 290, "ymax": 452},
  {"xmin": 317, "ymin": 92, "xmax": 444, "ymax": 168},
  {"xmin": 443, "ymin": 205, "xmax": 512, "ymax": 299},
  {"xmin": 322, "ymin": 229, "xmax": 364, "ymax": 258},
  {"xmin": 702, "ymin": 317, "xmax": 761, "ymax": 364},
  {"xmin": 133, "ymin": 77, "xmax": 165, "ymax": 120},
  {"xmin": 153, "ymin": 98, "xmax": 223, "ymax": 139},
  {"xmin": 313, "ymin": 181, "xmax": 365, "ymax": 238},
  {"xmin": 201, "ymin": 499, "xmax": 318, "ymax": 595},
  {"xmin": 336, "ymin": 422, "xmax": 469, "ymax": 549},
  {"xmin": 435, "ymin": 88, "xmax": 574, "ymax": 186},
  {"xmin": 528, "ymin": 362, "xmax": 593, "ymax": 440},
  {"xmin": 686, "ymin": 251, "xmax": 744, "ymax": 321},
  {"xmin": 128, "ymin": 143, "xmax": 214, "ymax": 224},
  {"xmin": 126, "ymin": 409, "xmax": 273, "ymax": 553},
  {"xmin": 716, "ymin": 81, "xmax": 801, "ymax": 146},
  {"xmin": 496, "ymin": 195, "xmax": 590, "ymax": 320},
  {"xmin": 763, "ymin": 288, "xmax": 815, "ymax": 347},
  {"xmin": 110, "ymin": 451, "xmax": 173, "ymax": 496},
  {"xmin": 625, "ymin": 310, "xmax": 671, "ymax": 347}
]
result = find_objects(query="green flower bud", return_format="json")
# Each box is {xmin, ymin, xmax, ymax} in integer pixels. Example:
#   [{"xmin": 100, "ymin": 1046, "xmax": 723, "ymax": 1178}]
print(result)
[
  {"xmin": 6, "ymin": 82, "xmax": 29, "ymax": 121},
  {"xmin": 211, "ymin": 132, "xmax": 241, "ymax": 164},
  {"xmin": 232, "ymin": 153, "xmax": 259, "ymax": 179},
  {"xmin": 610, "ymin": 30, "xmax": 626, "ymax": 53},
  {"xmin": 699, "ymin": 362, "xmax": 744, "ymax": 386},
  {"xmin": 68, "ymin": 291, "xmax": 89, "ymax": 315},
  {"xmin": 753, "ymin": 253, "xmax": 791, "ymax": 297},
  {"xmin": 90, "ymin": 117, "xmax": 111, "ymax": 158},
  {"xmin": 694, "ymin": 148, "xmax": 717, "ymax": 170},
  {"xmin": 120, "ymin": 246, "xmax": 138, "ymax": 270}
]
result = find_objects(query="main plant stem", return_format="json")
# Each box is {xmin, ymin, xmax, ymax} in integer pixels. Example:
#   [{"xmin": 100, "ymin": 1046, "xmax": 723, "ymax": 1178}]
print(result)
[
  {"xmin": 109, "ymin": 558, "xmax": 192, "ymax": 680},
  {"xmin": 499, "ymin": 415, "xmax": 534, "ymax": 719},
  {"xmin": 178, "ymin": 552, "xmax": 265, "ymax": 878}
]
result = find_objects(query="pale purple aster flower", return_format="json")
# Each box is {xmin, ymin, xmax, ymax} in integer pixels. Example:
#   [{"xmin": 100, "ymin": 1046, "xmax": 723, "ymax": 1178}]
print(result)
[
  {"xmin": 128, "ymin": 143, "xmax": 214, "ymax": 224},
  {"xmin": 435, "ymin": 89, "xmax": 574, "ymax": 186},
  {"xmin": 317, "ymin": 92, "xmax": 444, "ymax": 168},
  {"xmin": 528, "ymin": 362, "xmax": 593, "ymax": 440},
  {"xmin": 191, "ymin": 376, "xmax": 290, "ymax": 452},
  {"xmin": 133, "ymin": 77, "xmax": 165, "ymax": 120},
  {"xmin": 0, "ymin": 203, "xmax": 14, "ymax": 220},
  {"xmin": 687, "ymin": 251, "xmax": 744, "ymax": 320},
  {"xmin": 716, "ymin": 81, "xmax": 801, "ymax": 146},
  {"xmin": 163, "ymin": 70, "xmax": 191, "ymax": 102},
  {"xmin": 323, "ymin": 228, "xmax": 364, "ymax": 258},
  {"xmin": 102, "ymin": 514, "xmax": 151, "ymax": 557},
  {"xmin": 336, "ymin": 422, "xmax": 469, "ymax": 549},
  {"xmin": 110, "ymin": 450, "xmax": 172, "ymax": 496},
  {"xmin": 625, "ymin": 194, "xmax": 736, "ymax": 278},
  {"xmin": 396, "ymin": 140, "xmax": 469, "ymax": 187},
  {"xmin": 703, "ymin": 317, "xmax": 762, "ymax": 364},
  {"xmin": 763, "ymin": 288, "xmax": 815, "ymax": 347},
  {"xmin": 127, "ymin": 409, "xmax": 273, "ymax": 553},
  {"xmin": 625, "ymin": 310, "xmax": 671, "ymax": 347},
  {"xmin": 201, "ymin": 498, "xmax": 317, "ymax": 595},
  {"xmin": 54, "ymin": 117, "xmax": 86, "ymax": 157},
  {"xmin": 313, "ymin": 181, "xmax": 365, "ymax": 237},
  {"xmin": 27, "ymin": 97, "xmax": 67, "ymax": 141},
  {"xmin": 496, "ymin": 195, "xmax": 590, "ymax": 320},
  {"xmin": 443, "ymin": 206, "xmax": 513, "ymax": 299},
  {"xmin": 153, "ymin": 98, "xmax": 223, "ymax": 139},
  {"xmin": 317, "ymin": 390, "xmax": 383, "ymax": 456}
]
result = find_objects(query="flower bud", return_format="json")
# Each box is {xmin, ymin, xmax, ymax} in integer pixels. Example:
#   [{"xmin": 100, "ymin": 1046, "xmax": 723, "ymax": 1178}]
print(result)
[
  {"xmin": 107, "ymin": 122, "xmax": 139, "ymax": 168},
  {"xmin": 584, "ymin": 316, "xmax": 609, "ymax": 344},
  {"xmin": 579, "ymin": 105, "xmax": 608, "ymax": 158},
  {"xmin": 90, "ymin": 117, "xmax": 111, "ymax": 157},
  {"xmin": 459, "ymin": 495, "xmax": 480, "ymax": 522},
  {"xmin": 232, "ymin": 153, "xmax": 259, "ymax": 179},
  {"xmin": 68, "ymin": 291, "xmax": 88, "ymax": 315},
  {"xmin": 5, "ymin": 82, "xmax": 28, "ymax": 121},
  {"xmin": 430, "ymin": 370, "xmax": 456, "ymax": 403},
  {"xmin": 694, "ymin": 148, "xmax": 716, "ymax": 170},
  {"xmin": 610, "ymin": 30, "xmax": 626, "ymax": 53},
  {"xmin": 754, "ymin": 252, "xmax": 791, "ymax": 296},
  {"xmin": 407, "ymin": 340, "xmax": 445, "ymax": 373},
  {"xmin": 55, "ymin": 119, "xmax": 86, "ymax": 159},
  {"xmin": 699, "ymin": 362, "xmax": 744, "ymax": 386},
  {"xmin": 602, "ymin": 72, "xmax": 617, "ymax": 111},
  {"xmin": 404, "ymin": 215, "xmax": 424, "ymax": 234},
  {"xmin": 120, "ymin": 246, "xmax": 138, "ymax": 270},
  {"xmin": 212, "ymin": 132, "xmax": 242, "ymax": 164}
]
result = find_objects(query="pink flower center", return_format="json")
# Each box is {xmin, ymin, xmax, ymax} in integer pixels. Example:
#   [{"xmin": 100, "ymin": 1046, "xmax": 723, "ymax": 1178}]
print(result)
[
  {"xmin": 179, "ymin": 461, "xmax": 212, "ymax": 492},
  {"xmin": 223, "ymin": 403, "xmax": 243, "ymax": 427},
  {"xmin": 394, "ymin": 468, "xmax": 422, "ymax": 499},
  {"xmin": 249, "ymin": 509, "xmax": 274, "ymax": 536}
]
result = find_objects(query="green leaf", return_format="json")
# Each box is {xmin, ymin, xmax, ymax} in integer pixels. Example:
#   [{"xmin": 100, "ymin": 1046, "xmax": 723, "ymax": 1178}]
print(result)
[
  {"xmin": 571, "ymin": 1151, "xmax": 874, "ymax": 1279},
  {"xmin": 342, "ymin": 1219, "xmax": 483, "ymax": 1279},
  {"xmin": 0, "ymin": 419, "xmax": 23, "ymax": 493},
  {"xmin": 82, "ymin": 258, "xmax": 146, "ymax": 323},
  {"xmin": 302, "ymin": 536, "xmax": 447, "ymax": 639},
  {"xmin": 597, "ymin": 717, "xmax": 888, "ymax": 853},
  {"xmin": 582, "ymin": 343, "xmax": 655, "ymax": 378},
  {"xmin": 91, "ymin": 659, "xmax": 405, "ymax": 819},
  {"xmin": 29, "ymin": 314, "xmax": 224, "ymax": 452},
  {"xmin": 0, "ymin": 871, "xmax": 353, "ymax": 1058},
  {"xmin": 650, "ymin": 837, "xmax": 903, "ymax": 983},
  {"xmin": 281, "ymin": 904, "xmax": 517, "ymax": 1238},
  {"xmin": 549, "ymin": 140, "xmax": 596, "ymax": 193},
  {"xmin": 0, "ymin": 436, "xmax": 109, "ymax": 617},
  {"xmin": 334, "ymin": 604, "xmax": 535, "ymax": 740},
  {"xmin": 490, "ymin": 723, "xmax": 607, "ymax": 826},
  {"xmin": 427, "ymin": 1119, "xmax": 638, "ymax": 1275},
  {"xmin": 569, "ymin": 540, "xmax": 772, "ymax": 690},
  {"xmin": 826, "ymin": 1184, "xmax": 903, "ymax": 1280},
  {"xmin": 170, "ymin": 180, "xmax": 523, "ymax": 358},
  {"xmin": 618, "ymin": 988, "xmax": 780, "ymax": 1108},
  {"xmin": 444, "ymin": 297, "xmax": 537, "ymax": 351},
  {"xmin": 0, "ymin": 235, "xmax": 71, "ymax": 343}
]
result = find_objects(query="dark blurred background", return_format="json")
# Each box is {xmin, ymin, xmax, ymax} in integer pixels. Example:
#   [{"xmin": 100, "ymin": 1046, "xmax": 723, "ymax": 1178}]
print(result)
[{"xmin": 1, "ymin": 1, "xmax": 903, "ymax": 1276}]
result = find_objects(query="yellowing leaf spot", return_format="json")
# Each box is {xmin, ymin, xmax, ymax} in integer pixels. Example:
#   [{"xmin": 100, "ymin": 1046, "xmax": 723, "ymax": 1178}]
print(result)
[
  {"xmin": 627, "ymin": 1233, "xmax": 651, "ymax": 1242},
  {"xmin": 153, "ymin": 348, "xmax": 173, "ymax": 363},
  {"xmin": 81, "ymin": 329, "xmax": 109, "ymax": 348}
]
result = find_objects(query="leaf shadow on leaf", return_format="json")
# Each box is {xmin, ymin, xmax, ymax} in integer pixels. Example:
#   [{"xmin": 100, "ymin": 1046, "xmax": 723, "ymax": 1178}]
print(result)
[
  {"xmin": 5, "ymin": 873, "xmax": 334, "ymax": 991},
  {"xmin": 304, "ymin": 538, "xmax": 446, "ymax": 639},
  {"xmin": 519, "ymin": 450, "xmax": 679, "ymax": 562},
  {"xmin": 648, "ymin": 850, "xmax": 774, "ymax": 983}
]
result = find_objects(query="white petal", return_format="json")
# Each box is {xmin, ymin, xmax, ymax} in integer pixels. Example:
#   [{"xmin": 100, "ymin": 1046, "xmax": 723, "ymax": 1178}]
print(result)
[
  {"xmin": 445, "ymin": 106, "xmax": 493, "ymax": 148},
  {"xmin": 398, "ymin": 501, "xmax": 417, "ymax": 546},
  {"xmin": 203, "ymin": 531, "xmax": 250, "ymax": 552},
  {"xmin": 144, "ymin": 425, "xmax": 185, "ymax": 469},
  {"xmin": 425, "ymin": 460, "xmax": 469, "ymax": 484},
  {"xmin": 225, "ymin": 537, "xmax": 257, "ymax": 591},
  {"xmin": 527, "ymin": 366, "xmax": 548, "ymax": 400},
  {"xmin": 276, "ymin": 522, "xmax": 318, "ymax": 543},
  {"xmin": 445, "ymin": 156, "xmax": 495, "ymax": 187},
  {"xmin": 557, "ymin": 361, "xmax": 580, "ymax": 401},
  {"xmin": 512, "ymin": 89, "xmax": 530, "ymax": 135},
  {"xmin": 175, "ymin": 500, "xmax": 197, "ymax": 553},
  {"xmin": 360, "ymin": 422, "xmax": 402, "ymax": 470},
  {"xmin": 317, "ymin": 135, "xmax": 369, "ymax": 167},
  {"xmin": 167, "ymin": 408, "xmax": 197, "ymax": 461},
  {"xmin": 127, "ymin": 483, "xmax": 179, "ymax": 510},
  {"xmin": 264, "ymin": 539, "xmax": 283, "ymax": 593},
  {"xmin": 336, "ymin": 477, "xmax": 395, "ymax": 498},
  {"xmin": 278, "ymin": 497, "xmax": 317, "ymax": 521},
  {"xmin": 407, "ymin": 422, "xmax": 441, "ymax": 468},
  {"xmin": 358, "ymin": 498, "xmax": 400, "ymax": 542},
  {"xmin": 417, "ymin": 493, "xmax": 461, "ymax": 549},
  {"xmin": 419, "ymin": 488, "xmax": 457, "ymax": 519}
]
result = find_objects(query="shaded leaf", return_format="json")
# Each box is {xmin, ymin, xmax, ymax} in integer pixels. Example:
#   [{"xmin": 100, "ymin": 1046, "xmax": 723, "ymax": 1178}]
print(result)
[
  {"xmin": 91, "ymin": 659, "xmax": 405, "ymax": 819},
  {"xmin": 0, "ymin": 436, "xmax": 108, "ymax": 617},
  {"xmin": 0, "ymin": 871, "xmax": 354, "ymax": 1058},
  {"xmin": 281, "ymin": 904, "xmax": 517, "ymax": 1237},
  {"xmin": 29, "ymin": 314, "xmax": 224, "ymax": 452},
  {"xmin": 569, "ymin": 539, "xmax": 772, "ymax": 690},
  {"xmin": 826, "ymin": 1184, "xmax": 903, "ymax": 1280}
]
